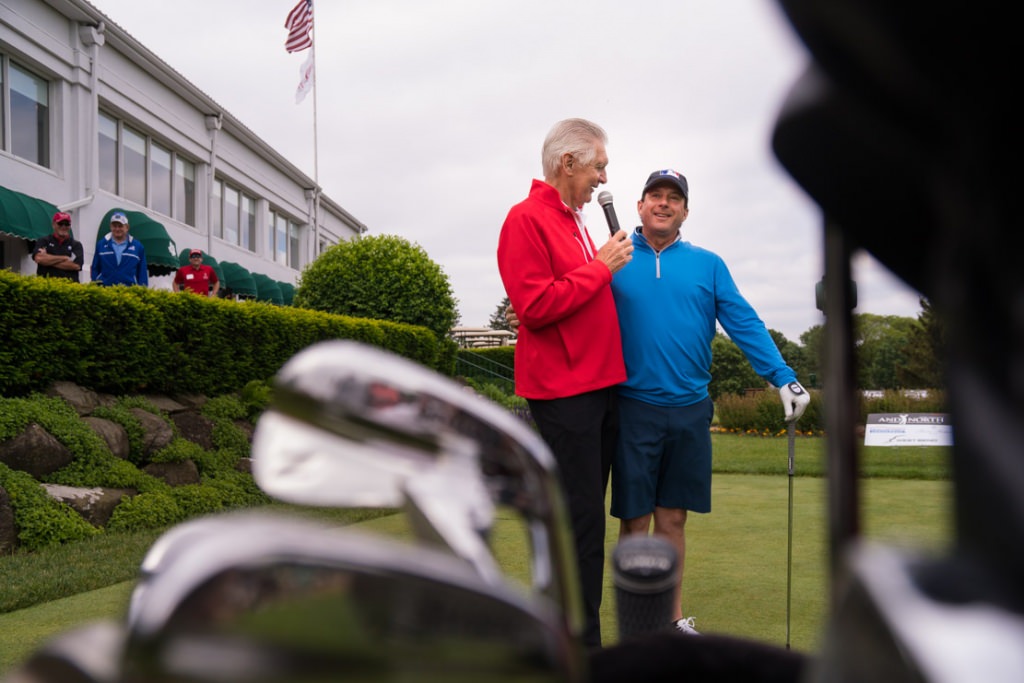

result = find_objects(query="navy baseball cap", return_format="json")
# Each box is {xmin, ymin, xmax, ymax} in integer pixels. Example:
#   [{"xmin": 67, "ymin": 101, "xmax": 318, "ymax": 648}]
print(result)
[{"xmin": 643, "ymin": 169, "xmax": 688, "ymax": 199}]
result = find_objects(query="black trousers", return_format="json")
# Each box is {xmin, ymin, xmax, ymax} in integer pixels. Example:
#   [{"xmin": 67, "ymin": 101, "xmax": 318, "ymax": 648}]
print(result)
[{"xmin": 528, "ymin": 387, "xmax": 618, "ymax": 648}]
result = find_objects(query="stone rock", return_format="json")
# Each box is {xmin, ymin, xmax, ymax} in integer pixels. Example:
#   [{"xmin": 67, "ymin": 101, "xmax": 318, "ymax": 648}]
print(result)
[
  {"xmin": 129, "ymin": 408, "xmax": 174, "ymax": 457},
  {"xmin": 82, "ymin": 417, "xmax": 131, "ymax": 460},
  {"xmin": 0, "ymin": 486, "xmax": 16, "ymax": 554},
  {"xmin": 41, "ymin": 484, "xmax": 136, "ymax": 527},
  {"xmin": 0, "ymin": 423, "xmax": 73, "ymax": 478},
  {"xmin": 45, "ymin": 381, "xmax": 100, "ymax": 416},
  {"xmin": 173, "ymin": 394, "xmax": 209, "ymax": 410},
  {"xmin": 170, "ymin": 411, "xmax": 216, "ymax": 451},
  {"xmin": 144, "ymin": 395, "xmax": 187, "ymax": 413},
  {"xmin": 143, "ymin": 460, "xmax": 201, "ymax": 486}
]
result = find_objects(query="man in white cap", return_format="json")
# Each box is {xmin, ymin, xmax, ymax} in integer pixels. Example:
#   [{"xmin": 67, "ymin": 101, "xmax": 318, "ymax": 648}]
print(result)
[
  {"xmin": 91, "ymin": 211, "xmax": 148, "ymax": 287},
  {"xmin": 33, "ymin": 211, "xmax": 83, "ymax": 281}
]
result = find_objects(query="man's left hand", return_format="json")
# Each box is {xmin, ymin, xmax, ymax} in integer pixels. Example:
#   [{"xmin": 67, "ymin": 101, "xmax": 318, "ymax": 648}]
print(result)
[{"xmin": 779, "ymin": 382, "xmax": 810, "ymax": 422}]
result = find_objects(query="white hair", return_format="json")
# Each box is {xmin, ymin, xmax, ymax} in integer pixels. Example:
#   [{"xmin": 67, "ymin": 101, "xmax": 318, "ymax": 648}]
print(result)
[{"xmin": 541, "ymin": 118, "xmax": 607, "ymax": 178}]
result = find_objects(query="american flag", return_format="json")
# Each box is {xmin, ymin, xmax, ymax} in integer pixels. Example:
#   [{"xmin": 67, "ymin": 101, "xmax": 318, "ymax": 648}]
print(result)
[{"xmin": 284, "ymin": 0, "xmax": 313, "ymax": 53}]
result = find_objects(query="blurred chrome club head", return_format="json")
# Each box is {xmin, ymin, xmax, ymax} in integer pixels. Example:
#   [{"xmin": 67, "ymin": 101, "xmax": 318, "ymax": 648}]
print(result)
[
  {"xmin": 119, "ymin": 512, "xmax": 578, "ymax": 683},
  {"xmin": 251, "ymin": 341, "xmax": 581, "ymax": 637}
]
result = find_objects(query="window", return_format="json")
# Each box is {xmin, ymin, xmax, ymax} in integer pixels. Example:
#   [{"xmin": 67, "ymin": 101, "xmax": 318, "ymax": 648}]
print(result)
[
  {"xmin": 269, "ymin": 208, "xmax": 302, "ymax": 269},
  {"xmin": 174, "ymin": 157, "xmax": 195, "ymax": 226},
  {"xmin": 150, "ymin": 142, "xmax": 172, "ymax": 216},
  {"xmin": 289, "ymin": 222, "xmax": 300, "ymax": 269},
  {"xmin": 241, "ymin": 196, "xmax": 256, "ymax": 251},
  {"xmin": 223, "ymin": 185, "xmax": 239, "ymax": 246},
  {"xmin": 2, "ymin": 58, "xmax": 50, "ymax": 168},
  {"xmin": 98, "ymin": 113, "xmax": 118, "ymax": 193},
  {"xmin": 123, "ymin": 126, "xmax": 146, "ymax": 206},
  {"xmin": 211, "ymin": 179, "xmax": 222, "ymax": 237},
  {"xmin": 97, "ymin": 112, "xmax": 196, "ymax": 226},
  {"xmin": 213, "ymin": 178, "xmax": 257, "ymax": 252}
]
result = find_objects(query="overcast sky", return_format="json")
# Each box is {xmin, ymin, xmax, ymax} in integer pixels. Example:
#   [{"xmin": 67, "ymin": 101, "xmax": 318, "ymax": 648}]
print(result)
[{"xmin": 87, "ymin": 0, "xmax": 922, "ymax": 341}]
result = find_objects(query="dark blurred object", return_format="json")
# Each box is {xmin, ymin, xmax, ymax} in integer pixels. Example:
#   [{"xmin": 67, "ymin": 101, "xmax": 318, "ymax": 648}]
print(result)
[
  {"xmin": 590, "ymin": 632, "xmax": 807, "ymax": 683},
  {"xmin": 612, "ymin": 535, "xmax": 678, "ymax": 641},
  {"xmin": 773, "ymin": 0, "xmax": 1024, "ymax": 681}
]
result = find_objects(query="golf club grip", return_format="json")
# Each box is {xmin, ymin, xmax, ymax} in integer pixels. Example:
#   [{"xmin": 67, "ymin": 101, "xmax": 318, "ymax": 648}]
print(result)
[{"xmin": 613, "ymin": 535, "xmax": 679, "ymax": 640}]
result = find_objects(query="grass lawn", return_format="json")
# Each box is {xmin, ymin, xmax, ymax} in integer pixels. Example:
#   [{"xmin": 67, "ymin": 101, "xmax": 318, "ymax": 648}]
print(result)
[{"xmin": 0, "ymin": 434, "xmax": 952, "ymax": 674}]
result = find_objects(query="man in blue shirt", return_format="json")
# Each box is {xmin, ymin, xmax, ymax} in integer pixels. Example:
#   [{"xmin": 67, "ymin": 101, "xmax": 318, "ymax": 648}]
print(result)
[
  {"xmin": 91, "ymin": 212, "xmax": 148, "ymax": 287},
  {"xmin": 610, "ymin": 169, "xmax": 809, "ymax": 635}
]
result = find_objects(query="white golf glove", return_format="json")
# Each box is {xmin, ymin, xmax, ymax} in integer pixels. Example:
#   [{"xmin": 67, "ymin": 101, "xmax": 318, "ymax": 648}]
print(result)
[{"xmin": 779, "ymin": 382, "xmax": 810, "ymax": 422}]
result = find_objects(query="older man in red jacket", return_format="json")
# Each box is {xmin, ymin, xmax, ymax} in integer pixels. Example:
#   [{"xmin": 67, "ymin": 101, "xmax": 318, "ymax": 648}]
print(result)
[{"xmin": 497, "ymin": 118, "xmax": 633, "ymax": 649}]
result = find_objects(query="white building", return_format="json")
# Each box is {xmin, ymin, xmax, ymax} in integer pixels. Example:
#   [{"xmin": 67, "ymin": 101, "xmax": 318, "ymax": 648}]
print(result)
[{"xmin": 1, "ymin": 0, "xmax": 366, "ymax": 302}]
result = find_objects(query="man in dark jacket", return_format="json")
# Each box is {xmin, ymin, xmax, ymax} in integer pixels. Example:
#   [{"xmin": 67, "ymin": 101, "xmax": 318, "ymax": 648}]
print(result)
[{"xmin": 33, "ymin": 211, "xmax": 83, "ymax": 281}]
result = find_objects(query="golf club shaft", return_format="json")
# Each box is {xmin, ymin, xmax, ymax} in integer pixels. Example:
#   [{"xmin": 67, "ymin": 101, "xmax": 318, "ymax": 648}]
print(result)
[{"xmin": 786, "ymin": 420, "xmax": 795, "ymax": 649}]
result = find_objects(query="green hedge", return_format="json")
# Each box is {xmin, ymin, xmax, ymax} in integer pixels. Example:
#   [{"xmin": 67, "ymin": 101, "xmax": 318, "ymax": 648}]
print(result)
[
  {"xmin": 0, "ymin": 270, "xmax": 454, "ymax": 396},
  {"xmin": 714, "ymin": 389, "xmax": 948, "ymax": 434}
]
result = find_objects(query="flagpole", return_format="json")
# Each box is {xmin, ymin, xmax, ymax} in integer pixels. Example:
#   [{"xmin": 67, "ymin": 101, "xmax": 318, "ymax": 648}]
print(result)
[{"xmin": 311, "ymin": 0, "xmax": 321, "ymax": 259}]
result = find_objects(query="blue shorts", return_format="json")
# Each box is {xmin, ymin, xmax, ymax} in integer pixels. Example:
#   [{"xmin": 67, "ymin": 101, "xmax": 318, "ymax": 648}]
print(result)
[{"xmin": 611, "ymin": 395, "xmax": 714, "ymax": 519}]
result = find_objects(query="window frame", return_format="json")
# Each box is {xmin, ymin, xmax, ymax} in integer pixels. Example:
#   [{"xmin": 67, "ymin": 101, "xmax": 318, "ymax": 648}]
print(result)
[
  {"xmin": 97, "ymin": 110, "xmax": 197, "ymax": 226},
  {"xmin": 1, "ymin": 55, "xmax": 52, "ymax": 169}
]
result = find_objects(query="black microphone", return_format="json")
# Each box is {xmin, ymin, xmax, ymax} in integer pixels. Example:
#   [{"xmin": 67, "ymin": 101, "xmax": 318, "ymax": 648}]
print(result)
[
  {"xmin": 597, "ymin": 191, "xmax": 621, "ymax": 235},
  {"xmin": 613, "ymin": 534, "xmax": 679, "ymax": 640}
]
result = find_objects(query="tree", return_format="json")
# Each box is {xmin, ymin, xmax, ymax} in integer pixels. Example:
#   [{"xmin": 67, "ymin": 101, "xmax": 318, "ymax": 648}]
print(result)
[
  {"xmin": 489, "ymin": 296, "xmax": 512, "ymax": 332},
  {"xmin": 898, "ymin": 297, "xmax": 946, "ymax": 388},
  {"xmin": 799, "ymin": 324, "xmax": 825, "ymax": 388},
  {"xmin": 709, "ymin": 333, "xmax": 764, "ymax": 399},
  {"xmin": 293, "ymin": 234, "xmax": 460, "ymax": 338},
  {"xmin": 854, "ymin": 313, "xmax": 918, "ymax": 389},
  {"xmin": 769, "ymin": 328, "xmax": 808, "ymax": 384}
]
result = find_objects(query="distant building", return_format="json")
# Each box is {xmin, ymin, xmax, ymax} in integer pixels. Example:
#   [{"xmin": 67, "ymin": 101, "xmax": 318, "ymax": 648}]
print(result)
[{"xmin": 1, "ymin": 0, "xmax": 366, "ymax": 299}]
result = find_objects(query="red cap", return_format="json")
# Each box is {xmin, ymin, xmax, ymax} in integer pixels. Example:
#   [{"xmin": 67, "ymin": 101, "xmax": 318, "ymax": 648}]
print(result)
[{"xmin": 53, "ymin": 212, "xmax": 72, "ymax": 224}]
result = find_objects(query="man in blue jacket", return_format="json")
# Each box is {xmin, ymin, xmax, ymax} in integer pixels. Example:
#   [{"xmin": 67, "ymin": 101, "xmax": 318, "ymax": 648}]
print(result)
[
  {"xmin": 610, "ymin": 169, "xmax": 809, "ymax": 635},
  {"xmin": 91, "ymin": 212, "xmax": 148, "ymax": 287}
]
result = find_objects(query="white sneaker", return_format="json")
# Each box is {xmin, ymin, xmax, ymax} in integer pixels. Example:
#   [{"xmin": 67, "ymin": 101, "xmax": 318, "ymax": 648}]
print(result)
[{"xmin": 673, "ymin": 617, "xmax": 700, "ymax": 635}]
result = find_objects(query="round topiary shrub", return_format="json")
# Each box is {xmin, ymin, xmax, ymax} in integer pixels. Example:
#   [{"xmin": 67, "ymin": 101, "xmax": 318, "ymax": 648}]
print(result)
[{"xmin": 293, "ymin": 234, "xmax": 459, "ymax": 338}]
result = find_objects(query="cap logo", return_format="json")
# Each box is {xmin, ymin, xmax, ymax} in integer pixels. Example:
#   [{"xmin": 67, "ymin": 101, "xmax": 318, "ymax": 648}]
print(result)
[{"xmin": 655, "ymin": 169, "xmax": 684, "ymax": 181}]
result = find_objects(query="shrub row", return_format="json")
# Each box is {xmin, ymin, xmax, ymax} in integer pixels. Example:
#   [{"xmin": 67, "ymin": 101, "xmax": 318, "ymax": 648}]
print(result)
[
  {"xmin": 0, "ymin": 271, "xmax": 455, "ymax": 397},
  {"xmin": 714, "ymin": 388, "xmax": 948, "ymax": 434}
]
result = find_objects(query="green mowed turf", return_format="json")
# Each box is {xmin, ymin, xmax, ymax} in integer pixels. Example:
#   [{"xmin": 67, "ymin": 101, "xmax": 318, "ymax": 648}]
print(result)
[{"xmin": 0, "ymin": 472, "xmax": 950, "ymax": 674}]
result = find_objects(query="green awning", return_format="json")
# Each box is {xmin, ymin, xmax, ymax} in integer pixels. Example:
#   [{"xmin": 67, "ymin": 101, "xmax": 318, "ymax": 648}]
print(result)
[
  {"xmin": 0, "ymin": 186, "xmax": 59, "ymax": 241},
  {"xmin": 220, "ymin": 261, "xmax": 257, "ymax": 298},
  {"xmin": 277, "ymin": 281, "xmax": 295, "ymax": 306},
  {"xmin": 97, "ymin": 208, "xmax": 178, "ymax": 275},
  {"xmin": 176, "ymin": 249, "xmax": 225, "ymax": 285},
  {"xmin": 251, "ymin": 273, "xmax": 284, "ymax": 306}
]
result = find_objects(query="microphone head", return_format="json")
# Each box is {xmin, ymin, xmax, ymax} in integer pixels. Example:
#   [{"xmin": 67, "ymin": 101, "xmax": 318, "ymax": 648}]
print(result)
[{"xmin": 597, "ymin": 191, "xmax": 614, "ymax": 207}]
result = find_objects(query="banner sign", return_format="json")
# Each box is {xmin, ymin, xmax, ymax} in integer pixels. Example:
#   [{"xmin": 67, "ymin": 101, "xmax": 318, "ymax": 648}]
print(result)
[{"xmin": 864, "ymin": 413, "xmax": 953, "ymax": 447}]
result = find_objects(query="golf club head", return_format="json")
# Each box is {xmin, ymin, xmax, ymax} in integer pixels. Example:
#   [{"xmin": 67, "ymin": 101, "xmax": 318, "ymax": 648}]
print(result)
[
  {"xmin": 251, "ymin": 341, "xmax": 581, "ymax": 635},
  {"xmin": 809, "ymin": 542, "xmax": 1024, "ymax": 682},
  {"xmin": 2, "ymin": 621, "xmax": 124, "ymax": 683},
  {"xmin": 120, "ymin": 511, "xmax": 578, "ymax": 683}
]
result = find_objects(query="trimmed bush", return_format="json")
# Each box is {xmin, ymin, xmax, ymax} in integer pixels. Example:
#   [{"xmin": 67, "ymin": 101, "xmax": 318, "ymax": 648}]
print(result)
[
  {"xmin": 293, "ymin": 234, "xmax": 459, "ymax": 340},
  {"xmin": 107, "ymin": 491, "xmax": 182, "ymax": 531}
]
